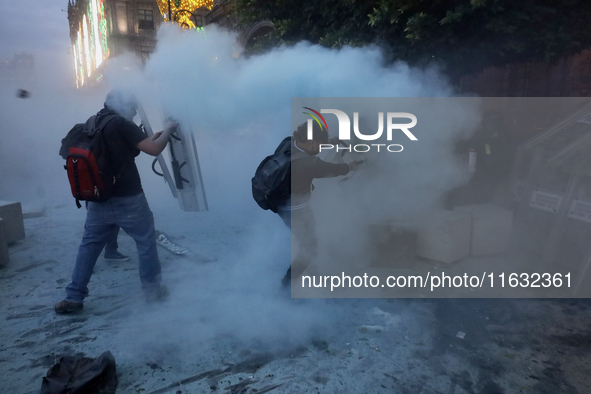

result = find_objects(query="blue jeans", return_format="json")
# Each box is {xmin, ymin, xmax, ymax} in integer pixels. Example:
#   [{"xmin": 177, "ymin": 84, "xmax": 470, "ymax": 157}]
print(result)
[
  {"xmin": 65, "ymin": 193, "xmax": 161, "ymax": 303},
  {"xmin": 104, "ymin": 226, "xmax": 120, "ymax": 255},
  {"xmin": 85, "ymin": 201, "xmax": 120, "ymax": 255}
]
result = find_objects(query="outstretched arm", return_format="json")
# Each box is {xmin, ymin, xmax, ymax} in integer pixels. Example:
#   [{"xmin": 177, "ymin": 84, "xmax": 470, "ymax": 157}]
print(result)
[{"xmin": 305, "ymin": 157, "xmax": 363, "ymax": 178}]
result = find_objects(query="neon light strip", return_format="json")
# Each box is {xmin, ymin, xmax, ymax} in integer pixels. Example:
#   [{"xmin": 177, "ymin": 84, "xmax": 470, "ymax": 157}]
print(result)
[
  {"xmin": 98, "ymin": 0, "xmax": 109, "ymax": 59},
  {"xmin": 77, "ymin": 28, "xmax": 85, "ymax": 85},
  {"xmin": 83, "ymin": 15, "xmax": 91, "ymax": 77},
  {"xmin": 87, "ymin": 2, "xmax": 95, "ymax": 68},
  {"xmin": 92, "ymin": 0, "xmax": 103, "ymax": 68},
  {"xmin": 72, "ymin": 44, "xmax": 79, "ymax": 89}
]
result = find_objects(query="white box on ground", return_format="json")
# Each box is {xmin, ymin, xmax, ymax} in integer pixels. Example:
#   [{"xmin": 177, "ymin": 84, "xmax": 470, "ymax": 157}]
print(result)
[
  {"xmin": 415, "ymin": 210, "xmax": 472, "ymax": 264},
  {"xmin": 453, "ymin": 204, "xmax": 513, "ymax": 255},
  {"xmin": 0, "ymin": 201, "xmax": 25, "ymax": 244},
  {"xmin": 0, "ymin": 218, "xmax": 10, "ymax": 266}
]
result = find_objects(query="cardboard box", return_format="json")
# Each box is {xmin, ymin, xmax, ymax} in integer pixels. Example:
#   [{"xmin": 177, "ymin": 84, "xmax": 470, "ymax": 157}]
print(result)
[
  {"xmin": 415, "ymin": 210, "xmax": 472, "ymax": 264},
  {"xmin": 0, "ymin": 201, "xmax": 25, "ymax": 244},
  {"xmin": 454, "ymin": 204, "xmax": 513, "ymax": 255}
]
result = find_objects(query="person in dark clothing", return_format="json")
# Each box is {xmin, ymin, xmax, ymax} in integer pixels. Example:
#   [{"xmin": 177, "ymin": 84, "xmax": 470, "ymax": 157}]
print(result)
[
  {"xmin": 55, "ymin": 89, "xmax": 178, "ymax": 314},
  {"xmin": 277, "ymin": 121, "xmax": 361, "ymax": 287}
]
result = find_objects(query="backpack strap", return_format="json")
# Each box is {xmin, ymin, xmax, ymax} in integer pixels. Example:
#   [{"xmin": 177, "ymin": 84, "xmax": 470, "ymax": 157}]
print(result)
[
  {"xmin": 84, "ymin": 114, "xmax": 117, "ymax": 137},
  {"xmin": 96, "ymin": 114, "xmax": 118, "ymax": 133},
  {"xmin": 95, "ymin": 115, "xmax": 127, "ymax": 186}
]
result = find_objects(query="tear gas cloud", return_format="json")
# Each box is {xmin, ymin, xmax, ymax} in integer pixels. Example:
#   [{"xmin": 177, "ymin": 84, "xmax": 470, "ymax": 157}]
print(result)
[
  {"xmin": 0, "ymin": 0, "xmax": 99, "ymax": 205},
  {"xmin": 98, "ymin": 25, "xmax": 481, "ymax": 357},
  {"xmin": 0, "ymin": 74, "xmax": 105, "ymax": 206},
  {"xmin": 136, "ymin": 25, "xmax": 478, "ymax": 216},
  {"xmin": 0, "ymin": 23, "xmax": 481, "ymax": 360}
]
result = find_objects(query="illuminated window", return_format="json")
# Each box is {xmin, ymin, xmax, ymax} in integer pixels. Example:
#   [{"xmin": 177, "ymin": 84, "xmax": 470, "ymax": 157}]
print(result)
[
  {"xmin": 138, "ymin": 9, "xmax": 154, "ymax": 30},
  {"xmin": 116, "ymin": 3, "xmax": 127, "ymax": 34}
]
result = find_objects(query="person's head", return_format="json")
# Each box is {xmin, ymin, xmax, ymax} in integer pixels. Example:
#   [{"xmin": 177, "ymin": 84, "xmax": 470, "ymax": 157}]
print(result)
[
  {"xmin": 105, "ymin": 89, "xmax": 137, "ymax": 121},
  {"xmin": 293, "ymin": 121, "xmax": 329, "ymax": 156}
]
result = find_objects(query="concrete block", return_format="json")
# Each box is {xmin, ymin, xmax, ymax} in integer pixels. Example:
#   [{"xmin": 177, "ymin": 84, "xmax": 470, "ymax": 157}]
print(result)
[
  {"xmin": 415, "ymin": 210, "xmax": 472, "ymax": 264},
  {"xmin": 0, "ymin": 218, "xmax": 10, "ymax": 266},
  {"xmin": 21, "ymin": 203, "xmax": 45, "ymax": 219},
  {"xmin": 369, "ymin": 223, "xmax": 417, "ymax": 268},
  {"xmin": 454, "ymin": 204, "xmax": 513, "ymax": 255},
  {"xmin": 0, "ymin": 201, "xmax": 25, "ymax": 244}
]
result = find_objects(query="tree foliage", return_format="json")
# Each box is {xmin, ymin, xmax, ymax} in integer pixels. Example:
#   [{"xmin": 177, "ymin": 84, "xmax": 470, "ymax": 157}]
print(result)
[{"xmin": 234, "ymin": 0, "xmax": 591, "ymax": 79}]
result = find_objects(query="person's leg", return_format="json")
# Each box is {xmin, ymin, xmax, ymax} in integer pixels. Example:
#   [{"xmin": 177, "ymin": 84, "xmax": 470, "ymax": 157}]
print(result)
[
  {"xmin": 113, "ymin": 193, "xmax": 163, "ymax": 298},
  {"xmin": 278, "ymin": 205, "xmax": 317, "ymax": 286},
  {"xmin": 104, "ymin": 226, "xmax": 119, "ymax": 255},
  {"xmin": 289, "ymin": 205, "xmax": 317, "ymax": 277},
  {"xmin": 103, "ymin": 226, "xmax": 130, "ymax": 261},
  {"xmin": 277, "ymin": 206, "xmax": 292, "ymax": 286},
  {"xmin": 64, "ymin": 202, "xmax": 115, "ymax": 304}
]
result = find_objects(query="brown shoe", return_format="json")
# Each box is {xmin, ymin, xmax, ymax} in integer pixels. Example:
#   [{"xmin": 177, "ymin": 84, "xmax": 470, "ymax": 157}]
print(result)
[{"xmin": 54, "ymin": 300, "xmax": 83, "ymax": 314}]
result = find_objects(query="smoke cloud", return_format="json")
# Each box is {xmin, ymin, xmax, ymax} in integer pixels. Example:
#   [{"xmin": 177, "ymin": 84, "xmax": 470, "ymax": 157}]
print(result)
[
  {"xmin": 0, "ymin": 23, "xmax": 481, "ymax": 361},
  {"xmin": 96, "ymin": 25, "xmax": 480, "ymax": 356}
]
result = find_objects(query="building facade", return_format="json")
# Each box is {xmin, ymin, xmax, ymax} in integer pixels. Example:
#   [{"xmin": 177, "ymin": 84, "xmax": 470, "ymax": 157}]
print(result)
[
  {"xmin": 67, "ymin": 0, "xmax": 271, "ymax": 88},
  {"xmin": 107, "ymin": 0, "xmax": 165, "ymax": 63},
  {"xmin": 68, "ymin": 0, "xmax": 170, "ymax": 88}
]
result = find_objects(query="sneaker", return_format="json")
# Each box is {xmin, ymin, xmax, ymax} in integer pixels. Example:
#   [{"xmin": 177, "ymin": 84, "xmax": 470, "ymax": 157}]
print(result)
[
  {"xmin": 54, "ymin": 300, "xmax": 83, "ymax": 314},
  {"xmin": 103, "ymin": 251, "xmax": 130, "ymax": 262},
  {"xmin": 145, "ymin": 285, "xmax": 169, "ymax": 303}
]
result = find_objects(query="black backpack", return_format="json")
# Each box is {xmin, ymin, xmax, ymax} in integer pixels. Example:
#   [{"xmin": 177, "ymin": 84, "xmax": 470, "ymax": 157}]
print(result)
[
  {"xmin": 252, "ymin": 137, "xmax": 292, "ymax": 213},
  {"xmin": 40, "ymin": 351, "xmax": 117, "ymax": 394},
  {"xmin": 59, "ymin": 114, "xmax": 117, "ymax": 208}
]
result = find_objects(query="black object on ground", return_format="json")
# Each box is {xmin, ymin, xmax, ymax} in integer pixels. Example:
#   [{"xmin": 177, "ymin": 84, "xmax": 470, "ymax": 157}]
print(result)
[{"xmin": 40, "ymin": 351, "xmax": 117, "ymax": 394}]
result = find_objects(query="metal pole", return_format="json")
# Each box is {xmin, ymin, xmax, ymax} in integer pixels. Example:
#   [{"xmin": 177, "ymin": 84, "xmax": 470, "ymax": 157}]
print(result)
[{"xmin": 168, "ymin": 0, "xmax": 172, "ymax": 21}]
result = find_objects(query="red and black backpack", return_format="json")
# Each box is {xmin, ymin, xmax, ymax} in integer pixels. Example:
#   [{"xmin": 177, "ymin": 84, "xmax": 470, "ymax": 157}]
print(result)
[{"xmin": 59, "ymin": 114, "xmax": 118, "ymax": 208}]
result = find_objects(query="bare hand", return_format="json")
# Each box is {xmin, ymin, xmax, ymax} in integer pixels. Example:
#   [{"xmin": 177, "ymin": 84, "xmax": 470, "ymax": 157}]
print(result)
[{"xmin": 165, "ymin": 121, "xmax": 179, "ymax": 133}]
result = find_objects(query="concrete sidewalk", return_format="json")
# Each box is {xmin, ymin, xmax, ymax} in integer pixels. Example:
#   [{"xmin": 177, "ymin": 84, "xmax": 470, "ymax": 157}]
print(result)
[{"xmin": 1, "ymin": 201, "xmax": 591, "ymax": 393}]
